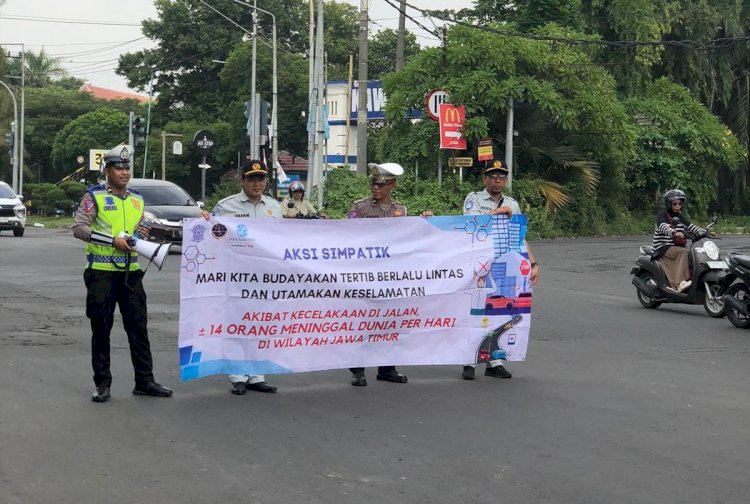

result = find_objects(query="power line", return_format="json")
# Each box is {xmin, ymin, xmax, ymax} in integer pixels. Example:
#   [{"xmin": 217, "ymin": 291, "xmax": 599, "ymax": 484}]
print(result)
[
  {"xmin": 47, "ymin": 38, "xmax": 149, "ymax": 58},
  {"xmin": 390, "ymin": 0, "xmax": 750, "ymax": 51},
  {"xmin": 0, "ymin": 14, "xmax": 142, "ymax": 27},
  {"xmin": 8, "ymin": 40, "xmax": 141, "ymax": 47}
]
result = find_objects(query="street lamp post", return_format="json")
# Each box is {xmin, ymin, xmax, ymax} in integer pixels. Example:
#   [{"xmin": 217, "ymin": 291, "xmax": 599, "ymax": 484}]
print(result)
[
  {"xmin": 0, "ymin": 79, "xmax": 19, "ymax": 194},
  {"xmin": 231, "ymin": 0, "xmax": 278, "ymax": 174}
]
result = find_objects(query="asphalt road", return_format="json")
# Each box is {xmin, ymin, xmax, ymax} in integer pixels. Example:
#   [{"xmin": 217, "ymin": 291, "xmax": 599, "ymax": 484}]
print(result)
[{"xmin": 1, "ymin": 227, "xmax": 748, "ymax": 504}]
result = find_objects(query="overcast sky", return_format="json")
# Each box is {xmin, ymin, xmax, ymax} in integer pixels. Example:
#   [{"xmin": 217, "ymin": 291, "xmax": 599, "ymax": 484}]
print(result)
[{"xmin": 0, "ymin": 0, "xmax": 474, "ymax": 93}]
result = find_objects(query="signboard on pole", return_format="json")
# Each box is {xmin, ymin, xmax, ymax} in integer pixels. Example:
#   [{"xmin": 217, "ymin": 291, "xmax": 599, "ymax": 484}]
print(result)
[
  {"xmin": 192, "ymin": 130, "xmax": 216, "ymax": 154},
  {"xmin": 448, "ymin": 157, "xmax": 474, "ymax": 168},
  {"xmin": 478, "ymin": 138, "xmax": 493, "ymax": 161},
  {"xmin": 439, "ymin": 104, "xmax": 467, "ymax": 150},
  {"xmin": 426, "ymin": 89, "xmax": 450, "ymax": 121},
  {"xmin": 89, "ymin": 149, "xmax": 107, "ymax": 171}
]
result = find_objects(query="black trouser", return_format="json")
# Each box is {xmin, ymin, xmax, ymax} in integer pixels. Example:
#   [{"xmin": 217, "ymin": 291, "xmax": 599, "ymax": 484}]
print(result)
[
  {"xmin": 84, "ymin": 269, "xmax": 154, "ymax": 387},
  {"xmin": 349, "ymin": 366, "xmax": 396, "ymax": 375}
]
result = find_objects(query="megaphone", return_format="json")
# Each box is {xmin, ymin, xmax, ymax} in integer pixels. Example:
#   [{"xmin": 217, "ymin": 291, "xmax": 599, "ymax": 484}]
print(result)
[{"xmin": 132, "ymin": 238, "xmax": 172, "ymax": 270}]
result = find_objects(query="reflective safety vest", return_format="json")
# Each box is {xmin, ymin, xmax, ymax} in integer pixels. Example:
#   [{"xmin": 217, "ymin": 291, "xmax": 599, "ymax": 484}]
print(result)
[{"xmin": 85, "ymin": 186, "xmax": 144, "ymax": 271}]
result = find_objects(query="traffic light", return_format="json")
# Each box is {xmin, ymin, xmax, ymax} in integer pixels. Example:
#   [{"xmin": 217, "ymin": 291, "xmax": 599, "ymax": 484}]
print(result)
[
  {"xmin": 5, "ymin": 121, "xmax": 15, "ymax": 160},
  {"xmin": 132, "ymin": 116, "xmax": 146, "ymax": 147},
  {"xmin": 259, "ymin": 101, "xmax": 271, "ymax": 136}
]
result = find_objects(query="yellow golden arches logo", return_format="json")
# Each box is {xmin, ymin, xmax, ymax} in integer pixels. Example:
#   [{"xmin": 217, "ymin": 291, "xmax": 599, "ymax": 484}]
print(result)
[{"xmin": 444, "ymin": 106, "xmax": 461, "ymax": 123}]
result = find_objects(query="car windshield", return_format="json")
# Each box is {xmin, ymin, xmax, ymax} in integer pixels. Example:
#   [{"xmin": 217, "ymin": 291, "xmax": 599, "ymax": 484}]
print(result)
[
  {"xmin": 135, "ymin": 185, "xmax": 195, "ymax": 206},
  {"xmin": 0, "ymin": 185, "xmax": 16, "ymax": 199},
  {"xmin": 519, "ymin": 293, "xmax": 531, "ymax": 298}
]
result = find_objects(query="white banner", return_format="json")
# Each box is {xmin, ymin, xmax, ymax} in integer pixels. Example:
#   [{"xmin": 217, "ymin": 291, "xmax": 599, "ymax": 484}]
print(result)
[{"xmin": 179, "ymin": 215, "xmax": 532, "ymax": 381}]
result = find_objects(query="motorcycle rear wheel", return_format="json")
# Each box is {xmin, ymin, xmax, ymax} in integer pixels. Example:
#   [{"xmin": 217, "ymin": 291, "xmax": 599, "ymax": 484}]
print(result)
[
  {"xmin": 725, "ymin": 283, "xmax": 750, "ymax": 328},
  {"xmin": 636, "ymin": 272, "xmax": 662, "ymax": 309},
  {"xmin": 703, "ymin": 282, "xmax": 726, "ymax": 318}
]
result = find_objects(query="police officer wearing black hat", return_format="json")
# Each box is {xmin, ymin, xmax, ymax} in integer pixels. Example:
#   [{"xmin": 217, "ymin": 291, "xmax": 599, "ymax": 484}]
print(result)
[
  {"xmin": 204, "ymin": 159, "xmax": 281, "ymax": 395},
  {"xmin": 461, "ymin": 159, "xmax": 539, "ymax": 381},
  {"xmin": 72, "ymin": 144, "xmax": 173, "ymax": 402}
]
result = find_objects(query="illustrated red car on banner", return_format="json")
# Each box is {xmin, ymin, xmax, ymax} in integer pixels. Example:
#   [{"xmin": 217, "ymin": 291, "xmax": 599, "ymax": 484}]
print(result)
[{"xmin": 485, "ymin": 292, "xmax": 533, "ymax": 311}]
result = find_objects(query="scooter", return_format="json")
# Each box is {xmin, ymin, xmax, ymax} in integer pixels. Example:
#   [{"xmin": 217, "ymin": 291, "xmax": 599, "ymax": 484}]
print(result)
[
  {"xmin": 721, "ymin": 253, "xmax": 750, "ymax": 328},
  {"xmin": 630, "ymin": 217, "xmax": 729, "ymax": 317}
]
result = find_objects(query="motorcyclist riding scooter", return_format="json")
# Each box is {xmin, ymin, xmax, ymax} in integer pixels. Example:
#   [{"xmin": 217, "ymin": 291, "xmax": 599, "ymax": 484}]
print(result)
[
  {"xmin": 281, "ymin": 181, "xmax": 323, "ymax": 219},
  {"xmin": 631, "ymin": 189, "xmax": 728, "ymax": 317}
]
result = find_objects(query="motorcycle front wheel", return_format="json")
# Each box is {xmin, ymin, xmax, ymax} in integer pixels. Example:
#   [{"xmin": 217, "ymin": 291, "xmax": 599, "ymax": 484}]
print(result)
[
  {"xmin": 725, "ymin": 283, "xmax": 750, "ymax": 328},
  {"xmin": 703, "ymin": 282, "xmax": 726, "ymax": 318},
  {"xmin": 636, "ymin": 272, "xmax": 662, "ymax": 309}
]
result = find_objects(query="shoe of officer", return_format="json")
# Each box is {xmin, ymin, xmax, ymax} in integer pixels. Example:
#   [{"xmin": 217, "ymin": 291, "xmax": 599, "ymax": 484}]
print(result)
[
  {"xmin": 133, "ymin": 381, "xmax": 174, "ymax": 397},
  {"xmin": 247, "ymin": 381, "xmax": 277, "ymax": 393},
  {"xmin": 91, "ymin": 385, "xmax": 111, "ymax": 403},
  {"xmin": 351, "ymin": 370, "xmax": 367, "ymax": 387},
  {"xmin": 485, "ymin": 364, "xmax": 512, "ymax": 379},
  {"xmin": 461, "ymin": 366, "xmax": 475, "ymax": 380},
  {"xmin": 376, "ymin": 368, "xmax": 408, "ymax": 383},
  {"xmin": 231, "ymin": 381, "xmax": 248, "ymax": 395}
]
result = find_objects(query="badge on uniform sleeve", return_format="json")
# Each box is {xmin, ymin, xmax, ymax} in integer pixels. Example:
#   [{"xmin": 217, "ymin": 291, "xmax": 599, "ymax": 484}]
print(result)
[
  {"xmin": 83, "ymin": 199, "xmax": 95, "ymax": 213},
  {"xmin": 465, "ymin": 200, "xmax": 474, "ymax": 211},
  {"xmin": 393, "ymin": 211, "xmax": 403, "ymax": 216}
]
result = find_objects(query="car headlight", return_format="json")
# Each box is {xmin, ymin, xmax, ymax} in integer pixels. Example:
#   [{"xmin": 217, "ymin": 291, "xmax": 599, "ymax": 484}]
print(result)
[
  {"xmin": 143, "ymin": 211, "xmax": 168, "ymax": 226},
  {"xmin": 14, "ymin": 205, "xmax": 26, "ymax": 219},
  {"xmin": 704, "ymin": 241, "xmax": 719, "ymax": 260}
]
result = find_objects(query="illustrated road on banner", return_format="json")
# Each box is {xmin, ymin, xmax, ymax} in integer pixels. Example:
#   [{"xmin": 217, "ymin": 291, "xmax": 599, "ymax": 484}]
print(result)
[{"xmin": 179, "ymin": 215, "xmax": 532, "ymax": 381}]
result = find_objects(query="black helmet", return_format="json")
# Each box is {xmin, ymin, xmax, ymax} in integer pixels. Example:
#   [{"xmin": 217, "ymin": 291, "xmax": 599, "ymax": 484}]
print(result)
[{"xmin": 664, "ymin": 189, "xmax": 686, "ymax": 210}]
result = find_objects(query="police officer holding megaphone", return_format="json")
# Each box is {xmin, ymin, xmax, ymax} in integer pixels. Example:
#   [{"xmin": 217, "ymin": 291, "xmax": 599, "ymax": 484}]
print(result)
[{"xmin": 73, "ymin": 144, "xmax": 173, "ymax": 403}]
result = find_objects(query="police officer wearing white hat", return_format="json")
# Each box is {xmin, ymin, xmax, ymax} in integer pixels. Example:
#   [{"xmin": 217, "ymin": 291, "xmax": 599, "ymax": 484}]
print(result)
[
  {"xmin": 72, "ymin": 144, "xmax": 173, "ymax": 402},
  {"xmin": 461, "ymin": 159, "xmax": 539, "ymax": 381},
  {"xmin": 346, "ymin": 162, "xmax": 409, "ymax": 386}
]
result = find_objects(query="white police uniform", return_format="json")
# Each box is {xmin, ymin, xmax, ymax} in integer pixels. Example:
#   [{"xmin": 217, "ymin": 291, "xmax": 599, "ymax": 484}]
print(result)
[
  {"xmin": 211, "ymin": 171, "xmax": 281, "ymax": 389},
  {"xmin": 212, "ymin": 193, "xmax": 282, "ymax": 219},
  {"xmin": 463, "ymin": 189, "xmax": 520, "ymax": 216}
]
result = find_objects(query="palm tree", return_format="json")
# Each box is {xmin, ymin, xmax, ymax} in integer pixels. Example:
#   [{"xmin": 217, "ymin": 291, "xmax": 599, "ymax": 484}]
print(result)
[
  {"xmin": 5, "ymin": 48, "xmax": 67, "ymax": 88},
  {"xmin": 512, "ymin": 107, "xmax": 601, "ymax": 213}
]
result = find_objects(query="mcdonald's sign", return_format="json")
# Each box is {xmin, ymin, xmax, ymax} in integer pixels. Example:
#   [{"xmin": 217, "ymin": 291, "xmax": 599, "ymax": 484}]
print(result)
[{"xmin": 439, "ymin": 103, "xmax": 467, "ymax": 150}]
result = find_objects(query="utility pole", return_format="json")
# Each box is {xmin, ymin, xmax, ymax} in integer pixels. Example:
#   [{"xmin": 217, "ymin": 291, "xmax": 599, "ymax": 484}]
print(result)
[
  {"xmin": 344, "ymin": 53, "xmax": 354, "ymax": 168},
  {"xmin": 395, "ymin": 0, "xmax": 406, "ymax": 71},
  {"xmin": 128, "ymin": 112, "xmax": 135, "ymax": 151},
  {"xmin": 505, "ymin": 96, "xmax": 514, "ymax": 191},
  {"xmin": 250, "ymin": 0, "xmax": 259, "ymax": 158},
  {"xmin": 307, "ymin": 0, "xmax": 316, "ymax": 184},
  {"xmin": 356, "ymin": 0, "xmax": 369, "ymax": 174},
  {"xmin": 19, "ymin": 47, "xmax": 25, "ymax": 195},
  {"xmin": 0, "ymin": 80, "xmax": 18, "ymax": 193},
  {"xmin": 2, "ymin": 43, "xmax": 25, "ymax": 191},
  {"xmin": 143, "ymin": 73, "xmax": 155, "ymax": 178},
  {"xmin": 314, "ymin": 0, "xmax": 325, "ymax": 207}
]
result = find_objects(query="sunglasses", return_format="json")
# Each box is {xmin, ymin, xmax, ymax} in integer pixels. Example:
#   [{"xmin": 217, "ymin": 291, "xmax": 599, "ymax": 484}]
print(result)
[
  {"xmin": 485, "ymin": 174, "xmax": 508, "ymax": 181},
  {"xmin": 371, "ymin": 181, "xmax": 392, "ymax": 188}
]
